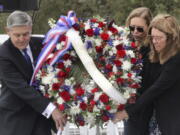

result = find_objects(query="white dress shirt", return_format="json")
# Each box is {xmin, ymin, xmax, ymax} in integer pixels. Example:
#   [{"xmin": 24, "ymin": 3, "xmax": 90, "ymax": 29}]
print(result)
[{"xmin": 21, "ymin": 45, "xmax": 56, "ymax": 118}]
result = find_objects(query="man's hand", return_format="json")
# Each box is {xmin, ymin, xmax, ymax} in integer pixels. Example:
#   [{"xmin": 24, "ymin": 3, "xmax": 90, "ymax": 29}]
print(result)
[
  {"xmin": 113, "ymin": 110, "xmax": 129, "ymax": 123},
  {"xmin": 51, "ymin": 108, "xmax": 66, "ymax": 131}
]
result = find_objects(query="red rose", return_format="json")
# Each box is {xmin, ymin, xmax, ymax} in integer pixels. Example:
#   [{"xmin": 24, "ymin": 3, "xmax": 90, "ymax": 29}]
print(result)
[
  {"xmin": 116, "ymin": 44, "xmax": 123, "ymax": 50},
  {"xmin": 87, "ymin": 104, "xmax": 94, "ymax": 112},
  {"xmin": 52, "ymin": 83, "xmax": 60, "ymax": 91},
  {"xmin": 114, "ymin": 60, "xmax": 122, "ymax": 66},
  {"xmin": 78, "ymin": 120, "xmax": 85, "ymax": 126},
  {"xmin": 95, "ymin": 46, "xmax": 103, "ymax": 53},
  {"xmin": 58, "ymin": 104, "xmax": 65, "ymax": 111},
  {"xmin": 59, "ymin": 35, "xmax": 66, "ymax": 42},
  {"xmin": 131, "ymin": 42, "xmax": 136, "ymax": 48},
  {"xmin": 86, "ymin": 29, "xmax": 94, "ymax": 37},
  {"xmin": 98, "ymin": 22, "xmax": 105, "ymax": 28},
  {"xmin": 99, "ymin": 56, "xmax": 105, "ymax": 62},
  {"xmin": 91, "ymin": 87, "xmax": 98, "ymax": 93},
  {"xmin": 101, "ymin": 114, "xmax": 109, "ymax": 122},
  {"xmin": 131, "ymin": 58, "xmax": 137, "ymax": 64},
  {"xmin": 57, "ymin": 62, "xmax": 64, "ymax": 69},
  {"xmin": 90, "ymin": 100, "xmax": 96, "ymax": 106},
  {"xmin": 116, "ymin": 78, "xmax": 124, "ymax": 84},
  {"xmin": 105, "ymin": 105, "xmax": 111, "ymax": 111},
  {"xmin": 75, "ymin": 87, "xmax": 85, "ymax": 96},
  {"xmin": 80, "ymin": 102, "xmax": 87, "ymax": 111},
  {"xmin": 62, "ymin": 53, "xmax": 71, "ymax": 60},
  {"xmin": 100, "ymin": 32, "xmax": 109, "ymax": 41},
  {"xmin": 90, "ymin": 18, "xmax": 97, "ymax": 23},
  {"xmin": 117, "ymin": 50, "xmax": 126, "ymax": 58},
  {"xmin": 99, "ymin": 93, "xmax": 109, "ymax": 104},
  {"xmin": 130, "ymin": 83, "xmax": 140, "ymax": 88},
  {"xmin": 105, "ymin": 64, "xmax": 113, "ymax": 71},
  {"xmin": 59, "ymin": 91, "xmax": 71, "ymax": 101},
  {"xmin": 108, "ymin": 72, "xmax": 114, "ymax": 77},
  {"xmin": 128, "ymin": 73, "xmax": 132, "ymax": 78},
  {"xmin": 57, "ymin": 71, "xmax": 66, "ymax": 78},
  {"xmin": 46, "ymin": 58, "xmax": 52, "ymax": 65},
  {"xmin": 65, "ymin": 67, "xmax": 71, "ymax": 73},
  {"xmin": 117, "ymin": 104, "xmax": 125, "ymax": 111},
  {"xmin": 109, "ymin": 27, "xmax": 118, "ymax": 34}
]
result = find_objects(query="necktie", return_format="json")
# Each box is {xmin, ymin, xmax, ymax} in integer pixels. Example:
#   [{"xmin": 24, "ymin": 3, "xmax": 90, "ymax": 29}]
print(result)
[{"xmin": 22, "ymin": 48, "xmax": 33, "ymax": 73}]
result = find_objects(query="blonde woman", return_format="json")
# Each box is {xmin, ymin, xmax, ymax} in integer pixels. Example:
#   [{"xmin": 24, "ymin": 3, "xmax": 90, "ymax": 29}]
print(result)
[
  {"xmin": 123, "ymin": 7, "xmax": 161, "ymax": 135},
  {"xmin": 114, "ymin": 14, "xmax": 180, "ymax": 135}
]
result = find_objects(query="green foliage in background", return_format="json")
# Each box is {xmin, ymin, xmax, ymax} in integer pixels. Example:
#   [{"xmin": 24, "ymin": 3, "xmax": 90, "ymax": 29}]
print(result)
[{"xmin": 0, "ymin": 0, "xmax": 179, "ymax": 34}]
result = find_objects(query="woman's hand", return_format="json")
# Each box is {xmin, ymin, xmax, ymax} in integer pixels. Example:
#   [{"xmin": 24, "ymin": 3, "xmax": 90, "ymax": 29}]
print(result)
[{"xmin": 113, "ymin": 110, "xmax": 129, "ymax": 123}]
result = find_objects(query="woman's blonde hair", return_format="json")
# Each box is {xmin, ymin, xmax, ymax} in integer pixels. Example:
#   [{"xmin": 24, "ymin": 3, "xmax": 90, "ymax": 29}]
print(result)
[
  {"xmin": 125, "ymin": 7, "xmax": 153, "ymax": 45},
  {"xmin": 148, "ymin": 14, "xmax": 180, "ymax": 64},
  {"xmin": 126, "ymin": 7, "xmax": 153, "ymax": 27}
]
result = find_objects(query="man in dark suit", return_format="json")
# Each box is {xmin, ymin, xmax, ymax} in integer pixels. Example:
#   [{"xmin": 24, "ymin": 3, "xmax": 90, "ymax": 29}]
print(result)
[{"xmin": 0, "ymin": 11, "xmax": 66, "ymax": 135}]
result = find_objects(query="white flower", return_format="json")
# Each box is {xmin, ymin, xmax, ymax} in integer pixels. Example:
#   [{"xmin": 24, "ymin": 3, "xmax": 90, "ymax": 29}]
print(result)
[
  {"xmin": 52, "ymin": 78, "xmax": 58, "ymax": 83},
  {"xmin": 93, "ymin": 106, "xmax": 100, "ymax": 113},
  {"xmin": 56, "ymin": 42, "xmax": 64, "ymax": 50},
  {"xmin": 36, "ymin": 71, "xmax": 42, "ymax": 79},
  {"xmin": 94, "ymin": 38, "xmax": 102, "ymax": 47},
  {"xmin": 113, "ymin": 40, "xmax": 121, "ymax": 46},
  {"xmin": 48, "ymin": 18, "xmax": 56, "ymax": 28},
  {"xmin": 47, "ymin": 65, "xmax": 54, "ymax": 72},
  {"xmin": 57, "ymin": 97, "xmax": 64, "ymax": 104},
  {"xmin": 122, "ymin": 61, "xmax": 132, "ymax": 71},
  {"xmin": 109, "ymin": 108, "xmax": 117, "ymax": 113},
  {"xmin": 84, "ymin": 22, "xmax": 90, "ymax": 30},
  {"xmin": 65, "ymin": 79, "xmax": 72, "ymax": 85},
  {"xmin": 42, "ymin": 73, "xmax": 54, "ymax": 85},
  {"xmin": 83, "ymin": 97, "xmax": 88, "ymax": 103},
  {"xmin": 70, "ymin": 51, "xmax": 76, "ymax": 57},
  {"xmin": 108, "ymin": 31, "xmax": 113, "ymax": 36},
  {"xmin": 94, "ymin": 92, "xmax": 102, "ymax": 101},
  {"xmin": 123, "ymin": 91, "xmax": 130, "ymax": 99},
  {"xmin": 64, "ymin": 60, "xmax": 72, "ymax": 67},
  {"xmin": 69, "ymin": 87, "xmax": 76, "ymax": 95},
  {"xmin": 112, "ymin": 65, "xmax": 118, "ymax": 73},
  {"xmin": 126, "ymin": 50, "xmax": 135, "ymax": 57},
  {"xmin": 70, "ymin": 105, "xmax": 81, "ymax": 115},
  {"xmin": 47, "ymin": 53, "xmax": 54, "ymax": 59},
  {"xmin": 85, "ymin": 113, "xmax": 96, "ymax": 125},
  {"xmin": 39, "ymin": 85, "xmax": 45, "ymax": 92}
]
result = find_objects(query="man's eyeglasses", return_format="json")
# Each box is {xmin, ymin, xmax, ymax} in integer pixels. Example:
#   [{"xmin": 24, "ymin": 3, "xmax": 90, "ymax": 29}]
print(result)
[{"xmin": 129, "ymin": 26, "xmax": 144, "ymax": 33}]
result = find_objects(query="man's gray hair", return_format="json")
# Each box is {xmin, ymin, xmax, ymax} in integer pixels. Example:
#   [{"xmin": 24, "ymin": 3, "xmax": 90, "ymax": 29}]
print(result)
[{"xmin": 7, "ymin": 10, "xmax": 32, "ymax": 28}]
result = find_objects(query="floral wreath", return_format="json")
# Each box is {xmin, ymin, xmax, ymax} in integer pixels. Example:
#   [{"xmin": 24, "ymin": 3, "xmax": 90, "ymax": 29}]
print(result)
[{"xmin": 32, "ymin": 11, "xmax": 142, "ymax": 127}]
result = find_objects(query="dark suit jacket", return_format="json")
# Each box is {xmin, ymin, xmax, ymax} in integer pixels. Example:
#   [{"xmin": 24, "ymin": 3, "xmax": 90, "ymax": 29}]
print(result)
[
  {"xmin": 126, "ymin": 53, "xmax": 180, "ymax": 135},
  {"xmin": 0, "ymin": 37, "xmax": 52, "ymax": 135}
]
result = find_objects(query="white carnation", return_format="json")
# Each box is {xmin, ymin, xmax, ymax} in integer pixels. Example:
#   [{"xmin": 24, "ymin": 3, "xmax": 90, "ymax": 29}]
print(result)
[
  {"xmin": 64, "ymin": 60, "xmax": 72, "ymax": 67},
  {"xmin": 126, "ymin": 50, "xmax": 135, "ymax": 57},
  {"xmin": 122, "ymin": 61, "xmax": 132, "ymax": 71},
  {"xmin": 123, "ymin": 91, "xmax": 130, "ymax": 99},
  {"xmin": 42, "ymin": 73, "xmax": 54, "ymax": 85},
  {"xmin": 85, "ymin": 113, "xmax": 96, "ymax": 125},
  {"xmin": 56, "ymin": 42, "xmax": 64, "ymax": 50},
  {"xmin": 113, "ymin": 40, "xmax": 121, "ymax": 46},
  {"xmin": 94, "ymin": 92, "xmax": 102, "ymax": 101},
  {"xmin": 70, "ymin": 105, "xmax": 81, "ymax": 115},
  {"xmin": 57, "ymin": 97, "xmax": 64, "ymax": 104},
  {"xmin": 112, "ymin": 65, "xmax": 118, "ymax": 73},
  {"xmin": 94, "ymin": 38, "xmax": 102, "ymax": 46}
]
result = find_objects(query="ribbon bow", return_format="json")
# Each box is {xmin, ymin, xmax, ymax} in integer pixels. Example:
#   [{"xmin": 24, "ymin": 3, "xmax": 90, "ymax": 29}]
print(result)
[{"xmin": 30, "ymin": 11, "xmax": 78, "ymax": 85}]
